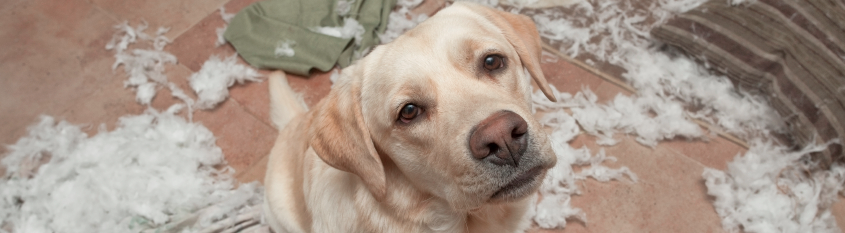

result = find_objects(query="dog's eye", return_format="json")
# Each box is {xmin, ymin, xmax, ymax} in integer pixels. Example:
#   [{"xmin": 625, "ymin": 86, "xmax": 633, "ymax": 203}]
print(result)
[
  {"xmin": 482, "ymin": 55, "xmax": 504, "ymax": 71},
  {"xmin": 399, "ymin": 104, "xmax": 421, "ymax": 123}
]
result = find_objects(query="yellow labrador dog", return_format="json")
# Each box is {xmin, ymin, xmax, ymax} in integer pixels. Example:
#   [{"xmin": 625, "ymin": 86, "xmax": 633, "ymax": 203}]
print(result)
[{"xmin": 264, "ymin": 2, "xmax": 558, "ymax": 232}]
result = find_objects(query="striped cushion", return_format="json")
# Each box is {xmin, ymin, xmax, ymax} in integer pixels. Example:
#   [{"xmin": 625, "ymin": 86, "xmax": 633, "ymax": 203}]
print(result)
[{"xmin": 652, "ymin": 0, "xmax": 845, "ymax": 166}]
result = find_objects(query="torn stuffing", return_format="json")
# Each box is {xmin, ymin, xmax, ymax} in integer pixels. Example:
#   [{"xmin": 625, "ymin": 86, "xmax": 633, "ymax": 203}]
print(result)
[
  {"xmin": 216, "ymin": 7, "xmax": 237, "ymax": 47},
  {"xmin": 377, "ymin": 2, "xmax": 428, "ymax": 44},
  {"xmin": 310, "ymin": 18, "xmax": 365, "ymax": 46},
  {"xmin": 528, "ymin": 0, "xmax": 783, "ymax": 140},
  {"xmin": 107, "ymin": 21, "xmax": 196, "ymax": 110},
  {"xmin": 523, "ymin": 0, "xmax": 843, "ymax": 232},
  {"xmin": 329, "ymin": 69, "xmax": 341, "ymax": 85},
  {"xmin": 500, "ymin": 0, "xmax": 583, "ymax": 9},
  {"xmin": 704, "ymin": 140, "xmax": 844, "ymax": 233},
  {"xmin": 728, "ymin": 0, "xmax": 757, "ymax": 6},
  {"xmin": 189, "ymin": 55, "xmax": 262, "ymax": 110},
  {"xmin": 275, "ymin": 40, "xmax": 296, "ymax": 57},
  {"xmin": 532, "ymin": 86, "xmax": 703, "ymax": 147},
  {"xmin": 528, "ymin": 87, "xmax": 638, "ymax": 229},
  {"xmin": 112, "ymin": 49, "xmax": 177, "ymax": 105},
  {"xmin": 336, "ymin": 0, "xmax": 355, "ymax": 16},
  {"xmin": 0, "ymin": 106, "xmax": 263, "ymax": 233},
  {"xmin": 458, "ymin": 0, "xmax": 501, "ymax": 7}
]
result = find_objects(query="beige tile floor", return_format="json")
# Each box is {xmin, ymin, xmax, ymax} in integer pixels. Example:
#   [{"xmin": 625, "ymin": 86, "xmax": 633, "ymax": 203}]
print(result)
[{"xmin": 1, "ymin": 0, "xmax": 844, "ymax": 232}]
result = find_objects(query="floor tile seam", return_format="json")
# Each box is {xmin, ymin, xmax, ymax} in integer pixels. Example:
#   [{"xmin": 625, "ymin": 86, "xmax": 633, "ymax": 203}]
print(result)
[
  {"xmin": 226, "ymin": 95, "xmax": 278, "ymax": 131},
  {"xmin": 659, "ymin": 143, "xmax": 713, "ymax": 175},
  {"xmin": 88, "ymin": 1, "xmax": 122, "ymax": 26},
  {"xmin": 89, "ymin": 0, "xmax": 226, "ymax": 42},
  {"xmin": 166, "ymin": 2, "xmax": 230, "ymax": 46}
]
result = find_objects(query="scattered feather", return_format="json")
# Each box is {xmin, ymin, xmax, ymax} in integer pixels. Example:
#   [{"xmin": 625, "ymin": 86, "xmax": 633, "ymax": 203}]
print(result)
[
  {"xmin": 704, "ymin": 140, "xmax": 844, "ymax": 232},
  {"xmin": 216, "ymin": 7, "xmax": 236, "ymax": 47},
  {"xmin": 189, "ymin": 55, "xmax": 262, "ymax": 110},
  {"xmin": 107, "ymin": 21, "xmax": 196, "ymax": 110},
  {"xmin": 311, "ymin": 18, "xmax": 365, "ymax": 46},
  {"xmin": 378, "ymin": 2, "xmax": 428, "ymax": 44},
  {"xmin": 274, "ymin": 40, "xmax": 296, "ymax": 57},
  {"xmin": 529, "ymin": 86, "xmax": 638, "ymax": 229},
  {"xmin": 528, "ymin": 0, "xmax": 839, "ymax": 231},
  {"xmin": 329, "ymin": 69, "xmax": 340, "ymax": 84}
]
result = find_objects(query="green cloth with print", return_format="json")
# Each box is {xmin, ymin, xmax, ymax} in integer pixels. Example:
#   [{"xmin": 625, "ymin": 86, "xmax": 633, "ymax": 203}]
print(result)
[{"xmin": 224, "ymin": 0, "xmax": 395, "ymax": 76}]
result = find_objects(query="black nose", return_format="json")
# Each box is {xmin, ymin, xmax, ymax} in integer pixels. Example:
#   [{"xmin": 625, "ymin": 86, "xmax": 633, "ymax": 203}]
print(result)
[{"xmin": 468, "ymin": 111, "xmax": 528, "ymax": 166}]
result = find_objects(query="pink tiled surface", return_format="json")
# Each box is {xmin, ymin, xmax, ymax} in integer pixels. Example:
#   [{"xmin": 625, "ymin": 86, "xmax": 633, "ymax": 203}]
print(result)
[{"xmin": 0, "ymin": 0, "xmax": 843, "ymax": 232}]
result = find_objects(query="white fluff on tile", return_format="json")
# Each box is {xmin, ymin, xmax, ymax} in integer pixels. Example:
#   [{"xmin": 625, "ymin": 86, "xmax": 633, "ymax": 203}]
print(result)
[
  {"xmin": 531, "ymin": 0, "xmax": 782, "ymax": 139},
  {"xmin": 704, "ymin": 140, "xmax": 844, "ymax": 233},
  {"xmin": 107, "ymin": 21, "xmax": 196, "ymax": 109},
  {"xmin": 0, "ymin": 106, "xmax": 263, "ymax": 233},
  {"xmin": 532, "ymin": 86, "xmax": 703, "ymax": 147},
  {"xmin": 528, "ymin": 86, "xmax": 638, "ymax": 229},
  {"xmin": 113, "ymin": 49, "xmax": 177, "ymax": 105},
  {"xmin": 189, "ymin": 55, "xmax": 262, "ymax": 110},
  {"xmin": 528, "ymin": 0, "xmax": 842, "ymax": 231},
  {"xmin": 216, "ymin": 7, "xmax": 236, "ymax": 47}
]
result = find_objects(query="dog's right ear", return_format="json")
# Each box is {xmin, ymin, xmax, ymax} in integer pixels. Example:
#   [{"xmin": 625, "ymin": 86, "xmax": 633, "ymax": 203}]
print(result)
[{"xmin": 308, "ymin": 65, "xmax": 387, "ymax": 200}]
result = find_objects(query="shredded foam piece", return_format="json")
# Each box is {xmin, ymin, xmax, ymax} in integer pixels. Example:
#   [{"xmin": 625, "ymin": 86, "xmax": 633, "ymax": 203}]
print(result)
[
  {"xmin": 0, "ymin": 106, "xmax": 263, "ymax": 233},
  {"xmin": 311, "ymin": 18, "xmax": 365, "ymax": 46},
  {"xmin": 275, "ymin": 40, "xmax": 296, "ymax": 57},
  {"xmin": 704, "ymin": 140, "xmax": 844, "ymax": 232},
  {"xmin": 189, "ymin": 55, "xmax": 262, "ymax": 110}
]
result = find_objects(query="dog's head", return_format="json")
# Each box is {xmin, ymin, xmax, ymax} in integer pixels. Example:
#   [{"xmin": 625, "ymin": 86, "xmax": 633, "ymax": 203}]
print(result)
[{"xmin": 309, "ymin": 2, "xmax": 557, "ymax": 210}]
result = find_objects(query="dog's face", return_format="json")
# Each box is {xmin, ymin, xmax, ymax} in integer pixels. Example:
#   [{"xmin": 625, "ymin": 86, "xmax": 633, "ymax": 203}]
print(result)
[{"xmin": 309, "ymin": 2, "xmax": 557, "ymax": 211}]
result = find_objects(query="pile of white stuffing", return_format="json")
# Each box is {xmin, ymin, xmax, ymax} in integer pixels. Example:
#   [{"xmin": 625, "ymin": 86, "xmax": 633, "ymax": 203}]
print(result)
[
  {"xmin": 1, "ymin": 18, "xmax": 267, "ymax": 233},
  {"xmin": 504, "ymin": 0, "xmax": 845, "ymax": 231},
  {"xmin": 0, "ymin": 106, "xmax": 264, "ymax": 233},
  {"xmin": 107, "ymin": 19, "xmax": 263, "ymax": 113}
]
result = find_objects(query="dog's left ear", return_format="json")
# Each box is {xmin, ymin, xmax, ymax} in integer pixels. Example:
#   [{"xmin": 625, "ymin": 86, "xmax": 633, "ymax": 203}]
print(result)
[
  {"xmin": 308, "ymin": 65, "xmax": 387, "ymax": 200},
  {"xmin": 463, "ymin": 3, "xmax": 557, "ymax": 102}
]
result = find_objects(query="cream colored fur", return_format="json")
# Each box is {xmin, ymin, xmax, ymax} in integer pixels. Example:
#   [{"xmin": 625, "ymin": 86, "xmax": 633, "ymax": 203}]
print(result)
[{"xmin": 264, "ymin": 2, "xmax": 558, "ymax": 232}]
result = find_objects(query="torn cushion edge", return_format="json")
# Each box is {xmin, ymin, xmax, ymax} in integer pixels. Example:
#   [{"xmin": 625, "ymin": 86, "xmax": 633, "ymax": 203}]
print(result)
[
  {"xmin": 224, "ymin": 0, "xmax": 395, "ymax": 76},
  {"xmin": 651, "ymin": 0, "xmax": 845, "ymax": 167}
]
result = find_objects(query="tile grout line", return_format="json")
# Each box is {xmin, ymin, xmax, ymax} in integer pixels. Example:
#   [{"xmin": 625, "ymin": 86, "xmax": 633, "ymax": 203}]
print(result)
[
  {"xmin": 164, "ymin": 0, "xmax": 234, "ymax": 46},
  {"xmin": 228, "ymin": 95, "xmax": 279, "ymax": 132}
]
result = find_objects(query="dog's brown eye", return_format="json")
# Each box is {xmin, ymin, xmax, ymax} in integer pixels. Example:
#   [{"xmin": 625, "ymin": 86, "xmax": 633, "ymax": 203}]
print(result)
[
  {"xmin": 483, "ymin": 55, "xmax": 504, "ymax": 71},
  {"xmin": 399, "ymin": 104, "xmax": 420, "ymax": 123}
]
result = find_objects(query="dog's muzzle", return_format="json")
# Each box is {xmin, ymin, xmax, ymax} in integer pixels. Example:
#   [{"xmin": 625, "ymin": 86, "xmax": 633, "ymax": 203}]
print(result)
[{"xmin": 468, "ymin": 110, "xmax": 529, "ymax": 167}]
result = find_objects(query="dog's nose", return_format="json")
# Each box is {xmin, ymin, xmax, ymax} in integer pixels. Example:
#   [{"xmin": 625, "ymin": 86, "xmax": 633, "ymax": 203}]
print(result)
[{"xmin": 468, "ymin": 111, "xmax": 528, "ymax": 166}]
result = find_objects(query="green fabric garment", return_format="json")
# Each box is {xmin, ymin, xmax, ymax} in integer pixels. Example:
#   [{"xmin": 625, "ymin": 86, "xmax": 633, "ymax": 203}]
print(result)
[{"xmin": 224, "ymin": 0, "xmax": 395, "ymax": 76}]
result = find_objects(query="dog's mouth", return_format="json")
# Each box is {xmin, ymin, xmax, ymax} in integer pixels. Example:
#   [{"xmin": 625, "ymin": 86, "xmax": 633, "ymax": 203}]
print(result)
[{"xmin": 490, "ymin": 166, "xmax": 544, "ymax": 201}]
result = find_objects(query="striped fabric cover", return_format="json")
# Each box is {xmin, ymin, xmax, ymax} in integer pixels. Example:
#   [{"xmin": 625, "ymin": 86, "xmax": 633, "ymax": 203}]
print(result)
[{"xmin": 652, "ymin": 0, "xmax": 845, "ymax": 166}]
